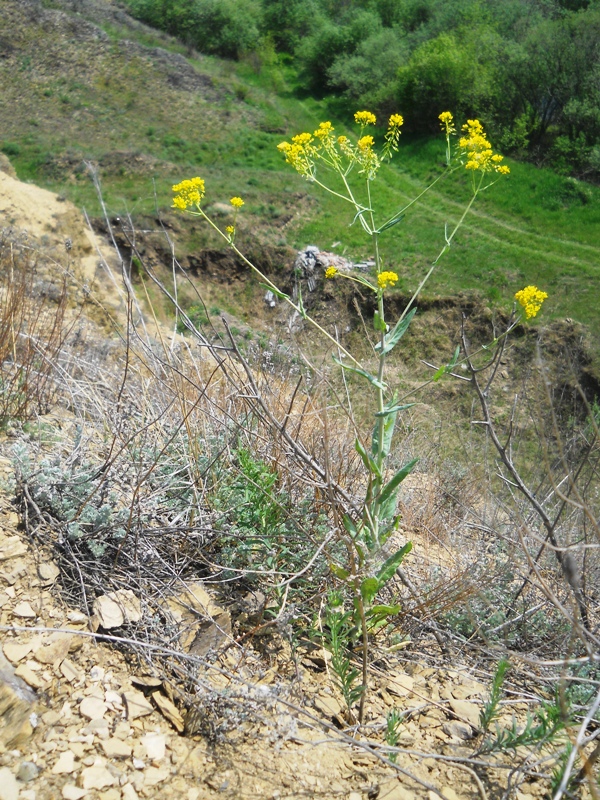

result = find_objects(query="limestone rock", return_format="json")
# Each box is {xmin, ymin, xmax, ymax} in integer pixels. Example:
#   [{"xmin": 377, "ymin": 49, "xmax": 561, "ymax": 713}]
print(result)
[
  {"xmin": 62, "ymin": 786, "xmax": 87, "ymax": 800},
  {"xmin": 151, "ymin": 691, "xmax": 184, "ymax": 733},
  {"xmin": 142, "ymin": 732, "xmax": 166, "ymax": 761},
  {"xmin": 13, "ymin": 601, "xmax": 36, "ymax": 618},
  {"xmin": 0, "ymin": 767, "xmax": 19, "ymax": 800},
  {"xmin": 52, "ymin": 750, "xmax": 77, "ymax": 774},
  {"xmin": 0, "ymin": 536, "xmax": 27, "ymax": 562},
  {"xmin": 81, "ymin": 762, "xmax": 118, "ymax": 790},
  {"xmin": 448, "ymin": 699, "xmax": 481, "ymax": 728},
  {"xmin": 3, "ymin": 641, "xmax": 33, "ymax": 664},
  {"xmin": 38, "ymin": 561, "xmax": 60, "ymax": 585},
  {"xmin": 442, "ymin": 720, "xmax": 474, "ymax": 740},
  {"xmin": 79, "ymin": 696, "xmax": 108, "ymax": 720},
  {"xmin": 0, "ymin": 653, "xmax": 37, "ymax": 748},
  {"xmin": 34, "ymin": 634, "xmax": 74, "ymax": 665},
  {"xmin": 93, "ymin": 590, "xmax": 142, "ymax": 629},
  {"xmin": 123, "ymin": 690, "xmax": 154, "ymax": 719},
  {"xmin": 101, "ymin": 738, "xmax": 133, "ymax": 759}
]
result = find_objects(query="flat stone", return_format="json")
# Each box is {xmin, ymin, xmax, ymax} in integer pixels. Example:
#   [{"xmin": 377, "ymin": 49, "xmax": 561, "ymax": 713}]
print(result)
[
  {"xmin": 62, "ymin": 786, "xmax": 87, "ymax": 800},
  {"xmin": 386, "ymin": 673, "xmax": 414, "ymax": 697},
  {"xmin": 448, "ymin": 699, "xmax": 480, "ymax": 728},
  {"xmin": 93, "ymin": 590, "xmax": 142, "ymax": 629},
  {"xmin": 81, "ymin": 764, "xmax": 117, "ymax": 790},
  {"xmin": 53, "ymin": 750, "xmax": 77, "ymax": 775},
  {"xmin": 13, "ymin": 601, "xmax": 36, "ymax": 619},
  {"xmin": 60, "ymin": 658, "xmax": 83, "ymax": 683},
  {"xmin": 442, "ymin": 720, "xmax": 474, "ymax": 740},
  {"xmin": 143, "ymin": 766, "xmax": 170, "ymax": 787},
  {"xmin": 122, "ymin": 785, "xmax": 140, "ymax": 800},
  {"xmin": 38, "ymin": 561, "xmax": 60, "ymax": 584},
  {"xmin": 379, "ymin": 781, "xmax": 417, "ymax": 799},
  {"xmin": 3, "ymin": 641, "xmax": 33, "ymax": 664},
  {"xmin": 314, "ymin": 692, "xmax": 342, "ymax": 718},
  {"xmin": 0, "ymin": 767, "xmax": 19, "ymax": 800},
  {"xmin": 34, "ymin": 634, "xmax": 74, "ymax": 665},
  {"xmin": 67, "ymin": 610, "xmax": 88, "ymax": 624},
  {"xmin": 13, "ymin": 664, "xmax": 43, "ymax": 690},
  {"xmin": 142, "ymin": 732, "xmax": 166, "ymax": 761},
  {"xmin": 123, "ymin": 690, "xmax": 154, "ymax": 720},
  {"xmin": 151, "ymin": 691, "xmax": 184, "ymax": 733},
  {"xmin": 80, "ymin": 696, "xmax": 108, "ymax": 720},
  {"xmin": 101, "ymin": 738, "xmax": 132, "ymax": 758},
  {"xmin": 0, "ymin": 537, "xmax": 27, "ymax": 562}
]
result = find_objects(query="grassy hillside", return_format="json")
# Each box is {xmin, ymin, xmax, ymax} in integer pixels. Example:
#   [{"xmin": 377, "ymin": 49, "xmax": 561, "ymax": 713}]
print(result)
[{"xmin": 2, "ymin": 0, "xmax": 600, "ymax": 334}]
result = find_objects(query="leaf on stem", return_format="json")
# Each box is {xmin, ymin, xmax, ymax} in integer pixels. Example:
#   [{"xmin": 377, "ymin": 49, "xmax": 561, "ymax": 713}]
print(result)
[
  {"xmin": 376, "ymin": 542, "xmax": 413, "ymax": 586},
  {"xmin": 433, "ymin": 345, "xmax": 460, "ymax": 381},
  {"xmin": 372, "ymin": 410, "xmax": 396, "ymax": 459},
  {"xmin": 377, "ymin": 308, "xmax": 417, "ymax": 355},
  {"xmin": 333, "ymin": 356, "xmax": 387, "ymax": 391},
  {"xmin": 355, "ymin": 438, "xmax": 382, "ymax": 479},
  {"xmin": 360, "ymin": 577, "xmax": 379, "ymax": 604},
  {"xmin": 375, "ymin": 212, "xmax": 405, "ymax": 234},
  {"xmin": 374, "ymin": 403, "xmax": 415, "ymax": 418},
  {"xmin": 376, "ymin": 458, "xmax": 418, "ymax": 520}
]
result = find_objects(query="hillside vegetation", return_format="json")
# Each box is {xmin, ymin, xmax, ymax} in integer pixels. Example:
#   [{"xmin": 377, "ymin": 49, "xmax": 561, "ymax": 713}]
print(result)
[{"xmin": 1, "ymin": 0, "xmax": 600, "ymax": 341}]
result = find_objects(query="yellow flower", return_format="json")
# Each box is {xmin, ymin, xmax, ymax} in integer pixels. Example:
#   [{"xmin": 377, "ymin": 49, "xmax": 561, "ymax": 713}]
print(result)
[
  {"xmin": 439, "ymin": 111, "xmax": 455, "ymax": 135},
  {"xmin": 354, "ymin": 110, "xmax": 376, "ymax": 126},
  {"xmin": 226, "ymin": 225, "xmax": 235, "ymax": 235},
  {"xmin": 292, "ymin": 132, "xmax": 313, "ymax": 145},
  {"xmin": 230, "ymin": 197, "xmax": 244, "ymax": 208},
  {"xmin": 357, "ymin": 135, "xmax": 375, "ymax": 151},
  {"xmin": 514, "ymin": 285, "xmax": 548, "ymax": 319},
  {"xmin": 377, "ymin": 271, "xmax": 398, "ymax": 290},
  {"xmin": 314, "ymin": 121, "xmax": 334, "ymax": 139},
  {"xmin": 172, "ymin": 177, "xmax": 205, "ymax": 209},
  {"xmin": 325, "ymin": 267, "xmax": 338, "ymax": 278},
  {"xmin": 457, "ymin": 120, "xmax": 508, "ymax": 175},
  {"xmin": 388, "ymin": 114, "xmax": 404, "ymax": 128}
]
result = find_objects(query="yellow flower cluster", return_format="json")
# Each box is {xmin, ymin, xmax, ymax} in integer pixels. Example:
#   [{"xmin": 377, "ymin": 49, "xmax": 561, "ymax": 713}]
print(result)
[
  {"xmin": 314, "ymin": 121, "xmax": 334, "ymax": 139},
  {"xmin": 172, "ymin": 177, "xmax": 205, "ymax": 210},
  {"xmin": 226, "ymin": 225, "xmax": 235, "ymax": 235},
  {"xmin": 377, "ymin": 271, "xmax": 398, "ymax": 290},
  {"xmin": 514, "ymin": 285, "xmax": 548, "ymax": 319},
  {"xmin": 438, "ymin": 111, "xmax": 456, "ymax": 135},
  {"xmin": 355, "ymin": 111, "xmax": 376, "ymax": 126},
  {"xmin": 277, "ymin": 132, "xmax": 318, "ymax": 177},
  {"xmin": 459, "ymin": 120, "xmax": 510, "ymax": 174},
  {"xmin": 325, "ymin": 266, "xmax": 338, "ymax": 278},
  {"xmin": 230, "ymin": 196, "xmax": 244, "ymax": 208},
  {"xmin": 383, "ymin": 113, "xmax": 404, "ymax": 156}
]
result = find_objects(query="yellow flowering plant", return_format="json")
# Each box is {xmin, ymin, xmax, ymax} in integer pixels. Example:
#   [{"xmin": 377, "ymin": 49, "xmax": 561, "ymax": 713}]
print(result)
[{"xmin": 170, "ymin": 110, "xmax": 515, "ymax": 722}]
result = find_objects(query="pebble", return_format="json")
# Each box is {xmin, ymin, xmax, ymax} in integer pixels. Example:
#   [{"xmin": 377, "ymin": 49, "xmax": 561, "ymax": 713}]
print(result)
[
  {"xmin": 13, "ymin": 601, "xmax": 36, "ymax": 618},
  {"xmin": 79, "ymin": 696, "xmax": 107, "ymax": 720},
  {"xmin": 52, "ymin": 750, "xmax": 76, "ymax": 775},
  {"xmin": 62, "ymin": 785, "xmax": 87, "ymax": 800},
  {"xmin": 81, "ymin": 763, "xmax": 117, "ymax": 790},
  {"xmin": 16, "ymin": 760, "xmax": 40, "ymax": 782}
]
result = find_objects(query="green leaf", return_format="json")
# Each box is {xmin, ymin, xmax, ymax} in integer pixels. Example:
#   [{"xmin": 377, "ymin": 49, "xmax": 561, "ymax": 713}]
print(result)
[
  {"xmin": 330, "ymin": 562, "xmax": 350, "ymax": 580},
  {"xmin": 342, "ymin": 513, "xmax": 357, "ymax": 537},
  {"xmin": 376, "ymin": 308, "xmax": 416, "ymax": 355},
  {"xmin": 374, "ymin": 310, "xmax": 387, "ymax": 332},
  {"xmin": 376, "ymin": 542, "xmax": 413, "ymax": 586},
  {"xmin": 372, "ymin": 411, "xmax": 396, "ymax": 459},
  {"xmin": 333, "ymin": 356, "xmax": 387, "ymax": 391},
  {"xmin": 366, "ymin": 603, "xmax": 401, "ymax": 631},
  {"xmin": 259, "ymin": 283, "xmax": 289, "ymax": 300},
  {"xmin": 433, "ymin": 345, "xmax": 461, "ymax": 382},
  {"xmin": 355, "ymin": 438, "xmax": 382, "ymax": 479},
  {"xmin": 374, "ymin": 403, "xmax": 415, "ymax": 418},
  {"xmin": 360, "ymin": 577, "xmax": 379, "ymax": 604},
  {"xmin": 375, "ymin": 212, "xmax": 405, "ymax": 234},
  {"xmin": 378, "ymin": 458, "xmax": 418, "ymax": 505}
]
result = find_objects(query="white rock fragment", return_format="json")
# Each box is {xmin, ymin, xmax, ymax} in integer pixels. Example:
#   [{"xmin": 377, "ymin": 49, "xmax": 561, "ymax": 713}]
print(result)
[
  {"xmin": 101, "ymin": 738, "xmax": 132, "ymax": 759},
  {"xmin": 62, "ymin": 786, "xmax": 87, "ymax": 800},
  {"xmin": 38, "ymin": 561, "xmax": 60, "ymax": 584},
  {"xmin": 79, "ymin": 696, "xmax": 108, "ymax": 720},
  {"xmin": 122, "ymin": 784, "xmax": 140, "ymax": 800},
  {"xmin": 142, "ymin": 732, "xmax": 166, "ymax": 761},
  {"xmin": 81, "ymin": 763, "xmax": 117, "ymax": 790},
  {"xmin": 52, "ymin": 749, "xmax": 77, "ymax": 774},
  {"xmin": 13, "ymin": 601, "xmax": 36, "ymax": 618},
  {"xmin": 0, "ymin": 767, "xmax": 19, "ymax": 800},
  {"xmin": 123, "ymin": 690, "xmax": 153, "ymax": 719},
  {"xmin": 3, "ymin": 641, "xmax": 33, "ymax": 663},
  {"xmin": 0, "ymin": 536, "xmax": 27, "ymax": 562},
  {"xmin": 92, "ymin": 590, "xmax": 142, "ymax": 629}
]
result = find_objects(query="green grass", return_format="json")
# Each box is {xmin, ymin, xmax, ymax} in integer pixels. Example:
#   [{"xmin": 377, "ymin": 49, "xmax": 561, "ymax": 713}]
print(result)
[{"xmin": 3, "ymin": 0, "xmax": 600, "ymax": 335}]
